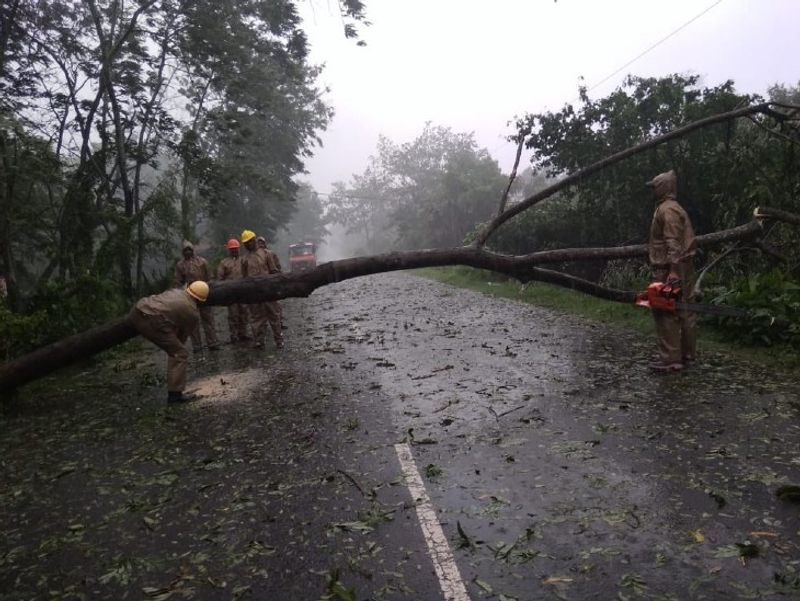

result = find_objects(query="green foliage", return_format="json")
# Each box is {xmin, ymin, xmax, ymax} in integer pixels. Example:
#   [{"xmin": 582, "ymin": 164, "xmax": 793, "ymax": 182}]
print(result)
[
  {"xmin": 0, "ymin": 301, "xmax": 47, "ymax": 361},
  {"xmin": 2, "ymin": 0, "xmax": 344, "ymax": 331},
  {"xmin": 275, "ymin": 183, "xmax": 330, "ymax": 255},
  {"xmin": 182, "ymin": 0, "xmax": 334, "ymax": 246},
  {"xmin": 419, "ymin": 266, "xmax": 800, "ymax": 367},
  {"xmin": 418, "ymin": 266, "xmax": 651, "ymax": 330},
  {"xmin": 326, "ymin": 164, "xmax": 395, "ymax": 254},
  {"xmin": 424, "ymin": 463, "xmax": 443, "ymax": 479},
  {"xmin": 600, "ymin": 260, "xmax": 651, "ymax": 292},
  {"xmin": 492, "ymin": 75, "xmax": 800, "ymax": 343},
  {"xmin": 327, "ymin": 124, "xmax": 507, "ymax": 252},
  {"xmin": 706, "ymin": 269, "xmax": 800, "ymax": 347},
  {"xmin": 503, "ymin": 75, "xmax": 768, "ymax": 253},
  {"xmin": 3, "ymin": 276, "xmax": 129, "ymax": 358},
  {"xmin": 1, "ymin": 275, "xmax": 127, "ymax": 360}
]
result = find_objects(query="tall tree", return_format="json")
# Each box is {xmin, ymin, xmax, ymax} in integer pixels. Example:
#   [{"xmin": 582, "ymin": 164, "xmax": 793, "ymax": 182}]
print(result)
[
  {"xmin": 328, "ymin": 124, "xmax": 507, "ymax": 251},
  {"xmin": 1, "ymin": 0, "xmax": 362, "ymax": 305},
  {"xmin": 178, "ymin": 0, "xmax": 334, "ymax": 246},
  {"xmin": 276, "ymin": 183, "xmax": 330, "ymax": 251},
  {"xmin": 326, "ymin": 149, "xmax": 396, "ymax": 254}
]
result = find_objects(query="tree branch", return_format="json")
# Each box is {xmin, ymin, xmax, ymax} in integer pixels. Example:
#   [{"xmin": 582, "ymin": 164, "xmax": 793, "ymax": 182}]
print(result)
[
  {"xmin": 747, "ymin": 115, "xmax": 800, "ymax": 147},
  {"xmin": 755, "ymin": 205, "xmax": 800, "ymax": 227},
  {"xmin": 493, "ymin": 134, "xmax": 526, "ymax": 222},
  {"xmin": 474, "ymin": 102, "xmax": 800, "ymax": 246}
]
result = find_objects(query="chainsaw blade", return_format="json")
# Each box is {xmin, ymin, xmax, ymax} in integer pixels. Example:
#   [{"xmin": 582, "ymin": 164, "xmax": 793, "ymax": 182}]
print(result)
[{"xmin": 674, "ymin": 301, "xmax": 749, "ymax": 318}]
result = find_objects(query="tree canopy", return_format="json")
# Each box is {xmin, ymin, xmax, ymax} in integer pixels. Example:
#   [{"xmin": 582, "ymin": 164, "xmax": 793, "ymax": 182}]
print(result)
[
  {"xmin": 326, "ymin": 124, "xmax": 508, "ymax": 252},
  {"xmin": 481, "ymin": 76, "xmax": 800, "ymax": 280},
  {"xmin": 0, "ymin": 0, "xmax": 366, "ymax": 310}
]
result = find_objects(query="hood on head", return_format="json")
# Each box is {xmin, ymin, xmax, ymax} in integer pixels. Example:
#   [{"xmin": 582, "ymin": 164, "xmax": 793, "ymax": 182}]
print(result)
[
  {"xmin": 182, "ymin": 240, "xmax": 194, "ymax": 251},
  {"xmin": 646, "ymin": 170, "xmax": 677, "ymax": 201}
]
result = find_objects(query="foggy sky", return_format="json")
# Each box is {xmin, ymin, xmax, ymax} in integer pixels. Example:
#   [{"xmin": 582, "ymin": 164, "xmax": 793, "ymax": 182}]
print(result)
[{"xmin": 297, "ymin": 0, "xmax": 800, "ymax": 194}]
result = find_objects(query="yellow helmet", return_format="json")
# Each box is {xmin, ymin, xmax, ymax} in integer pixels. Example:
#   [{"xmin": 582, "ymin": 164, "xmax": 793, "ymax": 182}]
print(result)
[
  {"xmin": 186, "ymin": 281, "xmax": 209, "ymax": 302},
  {"xmin": 240, "ymin": 229, "xmax": 256, "ymax": 243}
]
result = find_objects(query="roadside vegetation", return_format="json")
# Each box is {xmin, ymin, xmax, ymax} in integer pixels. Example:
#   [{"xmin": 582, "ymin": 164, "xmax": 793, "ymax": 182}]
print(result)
[{"xmin": 418, "ymin": 265, "xmax": 800, "ymax": 369}]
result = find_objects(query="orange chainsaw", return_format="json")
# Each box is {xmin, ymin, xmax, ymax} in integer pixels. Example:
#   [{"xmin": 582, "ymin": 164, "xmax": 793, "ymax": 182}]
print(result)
[{"xmin": 634, "ymin": 281, "xmax": 749, "ymax": 318}]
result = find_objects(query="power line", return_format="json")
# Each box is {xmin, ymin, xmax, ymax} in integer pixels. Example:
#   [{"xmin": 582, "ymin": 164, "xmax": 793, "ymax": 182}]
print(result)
[{"xmin": 586, "ymin": 0, "xmax": 724, "ymax": 94}]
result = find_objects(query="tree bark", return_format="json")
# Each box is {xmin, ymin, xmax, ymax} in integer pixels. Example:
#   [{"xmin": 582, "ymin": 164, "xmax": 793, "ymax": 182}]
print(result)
[
  {"xmin": 496, "ymin": 134, "xmax": 526, "ymax": 218},
  {"xmin": 0, "ymin": 317, "xmax": 137, "ymax": 393}
]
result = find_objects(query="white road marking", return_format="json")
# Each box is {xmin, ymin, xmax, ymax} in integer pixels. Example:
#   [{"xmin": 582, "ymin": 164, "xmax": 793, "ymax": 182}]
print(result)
[{"xmin": 394, "ymin": 443, "xmax": 471, "ymax": 601}]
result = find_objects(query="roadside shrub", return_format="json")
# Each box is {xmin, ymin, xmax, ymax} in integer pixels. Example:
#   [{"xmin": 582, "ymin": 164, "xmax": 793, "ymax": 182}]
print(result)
[
  {"xmin": 2, "ymin": 276, "xmax": 129, "ymax": 359},
  {"xmin": 138, "ymin": 271, "xmax": 172, "ymax": 297},
  {"xmin": 0, "ymin": 300, "xmax": 47, "ymax": 361},
  {"xmin": 706, "ymin": 268, "xmax": 800, "ymax": 347},
  {"xmin": 600, "ymin": 260, "xmax": 650, "ymax": 291}
]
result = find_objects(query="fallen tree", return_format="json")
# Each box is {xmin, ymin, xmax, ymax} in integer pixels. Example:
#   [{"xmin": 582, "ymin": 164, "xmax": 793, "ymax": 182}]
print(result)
[{"xmin": 1, "ymin": 102, "xmax": 799, "ymax": 392}]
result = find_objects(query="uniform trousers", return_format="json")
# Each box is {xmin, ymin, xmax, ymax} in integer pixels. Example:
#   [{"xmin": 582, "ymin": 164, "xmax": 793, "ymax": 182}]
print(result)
[
  {"xmin": 652, "ymin": 260, "xmax": 697, "ymax": 364},
  {"xmin": 249, "ymin": 302, "xmax": 283, "ymax": 343},
  {"xmin": 227, "ymin": 304, "xmax": 249, "ymax": 341},
  {"xmin": 190, "ymin": 305, "xmax": 218, "ymax": 349},
  {"xmin": 129, "ymin": 308, "xmax": 189, "ymax": 392}
]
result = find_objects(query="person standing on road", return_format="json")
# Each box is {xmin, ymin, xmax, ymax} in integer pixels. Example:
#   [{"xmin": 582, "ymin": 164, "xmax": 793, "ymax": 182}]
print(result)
[
  {"xmin": 257, "ymin": 236, "xmax": 286, "ymax": 331},
  {"xmin": 173, "ymin": 240, "xmax": 219, "ymax": 352},
  {"xmin": 241, "ymin": 230, "xmax": 284, "ymax": 349},
  {"xmin": 216, "ymin": 239, "xmax": 250, "ymax": 343},
  {"xmin": 257, "ymin": 236, "xmax": 283, "ymax": 272},
  {"xmin": 129, "ymin": 282, "xmax": 208, "ymax": 404},
  {"xmin": 646, "ymin": 169, "xmax": 697, "ymax": 372}
]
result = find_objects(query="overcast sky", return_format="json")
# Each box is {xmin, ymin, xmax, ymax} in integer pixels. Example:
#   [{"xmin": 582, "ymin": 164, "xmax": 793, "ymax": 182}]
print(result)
[{"xmin": 297, "ymin": 0, "xmax": 800, "ymax": 194}]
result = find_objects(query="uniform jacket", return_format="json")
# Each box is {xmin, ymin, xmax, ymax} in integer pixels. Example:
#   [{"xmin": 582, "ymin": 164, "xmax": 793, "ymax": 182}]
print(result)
[
  {"xmin": 648, "ymin": 170, "xmax": 696, "ymax": 268},
  {"xmin": 217, "ymin": 256, "xmax": 244, "ymax": 281},
  {"xmin": 256, "ymin": 237, "xmax": 282, "ymax": 273},
  {"xmin": 173, "ymin": 240, "xmax": 211, "ymax": 287},
  {"xmin": 135, "ymin": 288, "xmax": 199, "ymax": 340},
  {"xmin": 243, "ymin": 247, "xmax": 277, "ymax": 277},
  {"xmin": 269, "ymin": 250, "xmax": 282, "ymax": 273}
]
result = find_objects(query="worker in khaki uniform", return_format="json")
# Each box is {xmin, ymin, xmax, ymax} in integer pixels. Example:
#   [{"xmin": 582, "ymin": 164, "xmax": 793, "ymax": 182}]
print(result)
[
  {"xmin": 257, "ymin": 236, "xmax": 285, "ymax": 331},
  {"xmin": 646, "ymin": 169, "xmax": 697, "ymax": 372},
  {"xmin": 216, "ymin": 238, "xmax": 249, "ymax": 343},
  {"xmin": 241, "ymin": 229, "xmax": 284, "ymax": 349},
  {"xmin": 257, "ymin": 236, "xmax": 283, "ymax": 272},
  {"xmin": 129, "ymin": 282, "xmax": 208, "ymax": 403},
  {"xmin": 173, "ymin": 240, "xmax": 219, "ymax": 351}
]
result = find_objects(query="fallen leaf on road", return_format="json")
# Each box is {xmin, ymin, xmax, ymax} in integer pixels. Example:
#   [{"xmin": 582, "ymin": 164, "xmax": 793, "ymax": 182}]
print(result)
[{"xmin": 543, "ymin": 576, "xmax": 573, "ymax": 585}]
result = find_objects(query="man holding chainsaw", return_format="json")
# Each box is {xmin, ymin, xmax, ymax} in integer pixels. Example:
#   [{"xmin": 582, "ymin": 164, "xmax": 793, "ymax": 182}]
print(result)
[{"xmin": 646, "ymin": 169, "xmax": 697, "ymax": 372}]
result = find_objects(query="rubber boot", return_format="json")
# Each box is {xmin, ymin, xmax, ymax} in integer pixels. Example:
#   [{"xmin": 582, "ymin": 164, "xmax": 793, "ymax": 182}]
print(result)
[{"xmin": 167, "ymin": 391, "xmax": 197, "ymax": 404}]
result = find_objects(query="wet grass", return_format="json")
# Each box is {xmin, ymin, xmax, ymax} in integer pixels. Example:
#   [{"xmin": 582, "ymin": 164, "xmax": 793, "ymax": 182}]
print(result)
[{"xmin": 416, "ymin": 266, "xmax": 800, "ymax": 369}]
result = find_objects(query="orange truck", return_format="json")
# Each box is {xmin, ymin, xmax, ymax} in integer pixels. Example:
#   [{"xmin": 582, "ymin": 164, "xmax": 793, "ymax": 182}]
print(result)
[{"xmin": 288, "ymin": 242, "xmax": 317, "ymax": 273}]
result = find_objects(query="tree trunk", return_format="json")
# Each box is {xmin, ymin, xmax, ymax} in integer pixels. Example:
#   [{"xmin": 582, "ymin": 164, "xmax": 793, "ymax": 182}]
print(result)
[
  {"xmin": 2, "ymin": 207, "xmax": 794, "ymax": 393},
  {"xmin": 0, "ymin": 129, "xmax": 20, "ymax": 310},
  {"xmin": 0, "ymin": 317, "xmax": 137, "ymax": 393}
]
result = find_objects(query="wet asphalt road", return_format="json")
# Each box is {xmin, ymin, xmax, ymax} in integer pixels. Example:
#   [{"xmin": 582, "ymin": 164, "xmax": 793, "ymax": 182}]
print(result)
[{"xmin": 1, "ymin": 271, "xmax": 799, "ymax": 600}]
